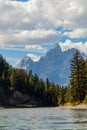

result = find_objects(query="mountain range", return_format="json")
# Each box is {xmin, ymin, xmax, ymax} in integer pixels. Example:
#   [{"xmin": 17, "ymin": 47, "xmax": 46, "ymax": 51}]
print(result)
[{"xmin": 17, "ymin": 44, "xmax": 86, "ymax": 85}]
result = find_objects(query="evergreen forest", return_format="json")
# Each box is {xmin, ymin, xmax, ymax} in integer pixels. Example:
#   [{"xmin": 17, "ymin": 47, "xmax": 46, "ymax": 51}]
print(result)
[{"xmin": 0, "ymin": 50, "xmax": 87, "ymax": 107}]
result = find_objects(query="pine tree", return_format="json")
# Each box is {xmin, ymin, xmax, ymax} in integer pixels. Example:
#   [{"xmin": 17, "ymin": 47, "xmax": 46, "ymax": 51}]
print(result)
[
  {"xmin": 64, "ymin": 85, "xmax": 72, "ymax": 103},
  {"xmin": 58, "ymin": 86, "xmax": 66, "ymax": 105},
  {"xmin": 70, "ymin": 50, "xmax": 87, "ymax": 103},
  {"xmin": 45, "ymin": 78, "xmax": 50, "ymax": 91}
]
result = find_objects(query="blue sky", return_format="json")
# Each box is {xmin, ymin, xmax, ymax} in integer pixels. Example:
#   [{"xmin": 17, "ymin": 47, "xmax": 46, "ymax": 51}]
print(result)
[{"xmin": 0, "ymin": 0, "xmax": 87, "ymax": 66}]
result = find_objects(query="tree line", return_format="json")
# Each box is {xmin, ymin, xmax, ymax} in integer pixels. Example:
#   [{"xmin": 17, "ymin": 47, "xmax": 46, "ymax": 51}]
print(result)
[
  {"xmin": 0, "ymin": 55, "xmax": 59, "ymax": 107},
  {"xmin": 0, "ymin": 50, "xmax": 87, "ymax": 107},
  {"xmin": 58, "ymin": 50, "xmax": 87, "ymax": 105}
]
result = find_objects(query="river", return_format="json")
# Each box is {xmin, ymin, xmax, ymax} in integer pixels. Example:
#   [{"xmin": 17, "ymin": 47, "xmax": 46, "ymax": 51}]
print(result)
[{"xmin": 0, "ymin": 107, "xmax": 87, "ymax": 130}]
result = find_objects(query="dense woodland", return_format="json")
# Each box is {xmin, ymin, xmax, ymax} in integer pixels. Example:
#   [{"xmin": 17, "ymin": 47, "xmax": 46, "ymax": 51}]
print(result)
[
  {"xmin": 0, "ymin": 50, "xmax": 87, "ymax": 107},
  {"xmin": 0, "ymin": 55, "xmax": 59, "ymax": 107}
]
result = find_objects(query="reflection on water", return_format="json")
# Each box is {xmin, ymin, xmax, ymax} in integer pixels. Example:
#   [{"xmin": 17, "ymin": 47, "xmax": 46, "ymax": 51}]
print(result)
[{"xmin": 0, "ymin": 108, "xmax": 87, "ymax": 130}]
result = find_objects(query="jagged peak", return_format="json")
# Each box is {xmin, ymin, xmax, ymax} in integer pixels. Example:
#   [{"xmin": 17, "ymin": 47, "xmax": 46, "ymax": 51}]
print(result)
[
  {"xmin": 17, "ymin": 56, "xmax": 33, "ymax": 68},
  {"xmin": 46, "ymin": 44, "xmax": 62, "ymax": 57},
  {"xmin": 54, "ymin": 43, "xmax": 62, "ymax": 50},
  {"xmin": 22, "ymin": 56, "xmax": 33, "ymax": 63}
]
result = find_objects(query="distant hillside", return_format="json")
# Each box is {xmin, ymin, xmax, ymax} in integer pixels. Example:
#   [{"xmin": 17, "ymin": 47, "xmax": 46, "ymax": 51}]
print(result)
[{"xmin": 17, "ymin": 44, "xmax": 86, "ymax": 85}]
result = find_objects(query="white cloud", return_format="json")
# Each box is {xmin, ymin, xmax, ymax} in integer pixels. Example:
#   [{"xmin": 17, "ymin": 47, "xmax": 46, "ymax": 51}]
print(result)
[
  {"xmin": 0, "ymin": 29, "xmax": 61, "ymax": 45},
  {"xmin": 0, "ymin": 0, "xmax": 87, "ymax": 46},
  {"xmin": 25, "ymin": 44, "xmax": 47, "ymax": 52},
  {"xmin": 64, "ymin": 28, "xmax": 87, "ymax": 38},
  {"xmin": 27, "ymin": 53, "xmax": 41, "ymax": 61},
  {"xmin": 59, "ymin": 40, "xmax": 87, "ymax": 54},
  {"xmin": 25, "ymin": 45, "xmax": 43, "ymax": 50}
]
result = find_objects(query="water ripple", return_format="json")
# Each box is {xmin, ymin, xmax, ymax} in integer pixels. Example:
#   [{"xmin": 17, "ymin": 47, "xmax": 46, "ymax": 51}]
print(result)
[{"xmin": 0, "ymin": 108, "xmax": 87, "ymax": 130}]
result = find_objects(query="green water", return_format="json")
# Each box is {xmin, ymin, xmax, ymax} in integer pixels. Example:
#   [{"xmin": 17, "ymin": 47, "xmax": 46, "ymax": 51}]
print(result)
[{"xmin": 0, "ymin": 107, "xmax": 87, "ymax": 130}]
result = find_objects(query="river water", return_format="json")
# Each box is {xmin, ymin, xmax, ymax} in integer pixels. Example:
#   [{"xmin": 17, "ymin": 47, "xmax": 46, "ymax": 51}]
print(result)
[{"xmin": 0, "ymin": 107, "xmax": 87, "ymax": 130}]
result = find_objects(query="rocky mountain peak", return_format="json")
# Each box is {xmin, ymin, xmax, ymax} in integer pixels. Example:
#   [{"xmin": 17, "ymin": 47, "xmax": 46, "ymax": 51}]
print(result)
[
  {"xmin": 16, "ymin": 45, "xmax": 86, "ymax": 85},
  {"xmin": 46, "ymin": 44, "xmax": 62, "ymax": 58},
  {"xmin": 17, "ymin": 56, "xmax": 33, "ymax": 68}
]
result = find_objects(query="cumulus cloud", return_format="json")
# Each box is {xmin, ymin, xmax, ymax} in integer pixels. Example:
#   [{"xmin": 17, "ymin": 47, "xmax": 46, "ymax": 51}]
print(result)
[
  {"xmin": 59, "ymin": 40, "xmax": 87, "ymax": 54},
  {"xmin": 25, "ymin": 44, "xmax": 47, "ymax": 52},
  {"xmin": 25, "ymin": 45, "xmax": 44, "ymax": 50},
  {"xmin": 0, "ymin": 0, "xmax": 87, "ymax": 47},
  {"xmin": 64, "ymin": 28, "xmax": 87, "ymax": 38},
  {"xmin": 27, "ymin": 53, "xmax": 41, "ymax": 61},
  {"xmin": 0, "ymin": 29, "xmax": 60, "ymax": 45}
]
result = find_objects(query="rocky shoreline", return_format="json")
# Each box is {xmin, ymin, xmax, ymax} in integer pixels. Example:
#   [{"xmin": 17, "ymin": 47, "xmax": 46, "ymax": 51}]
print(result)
[
  {"xmin": 59, "ymin": 104, "xmax": 87, "ymax": 109},
  {"xmin": 0, "ymin": 104, "xmax": 87, "ymax": 109}
]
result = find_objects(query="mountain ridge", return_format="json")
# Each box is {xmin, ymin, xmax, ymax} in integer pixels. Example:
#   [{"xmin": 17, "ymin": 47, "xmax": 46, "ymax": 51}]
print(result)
[{"xmin": 17, "ymin": 44, "xmax": 86, "ymax": 85}]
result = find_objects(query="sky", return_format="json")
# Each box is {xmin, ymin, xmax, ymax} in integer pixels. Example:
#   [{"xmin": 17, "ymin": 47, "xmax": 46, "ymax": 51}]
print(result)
[{"xmin": 0, "ymin": 0, "xmax": 87, "ymax": 66}]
